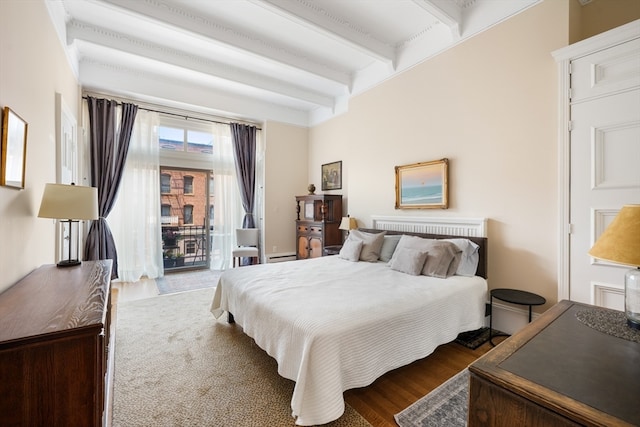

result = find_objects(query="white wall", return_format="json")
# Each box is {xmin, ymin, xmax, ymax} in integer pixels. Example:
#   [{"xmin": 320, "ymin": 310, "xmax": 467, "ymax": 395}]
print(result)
[
  {"xmin": 307, "ymin": 0, "xmax": 570, "ymax": 311},
  {"xmin": 0, "ymin": 0, "xmax": 80, "ymax": 291},
  {"xmin": 262, "ymin": 121, "xmax": 308, "ymax": 257}
]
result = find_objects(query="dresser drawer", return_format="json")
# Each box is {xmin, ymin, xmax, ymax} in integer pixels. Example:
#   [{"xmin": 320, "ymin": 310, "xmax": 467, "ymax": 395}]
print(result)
[{"xmin": 309, "ymin": 226, "xmax": 322, "ymax": 235}]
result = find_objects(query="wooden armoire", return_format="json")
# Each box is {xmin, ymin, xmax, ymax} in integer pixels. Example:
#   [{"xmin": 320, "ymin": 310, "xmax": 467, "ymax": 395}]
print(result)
[{"xmin": 295, "ymin": 194, "xmax": 342, "ymax": 259}]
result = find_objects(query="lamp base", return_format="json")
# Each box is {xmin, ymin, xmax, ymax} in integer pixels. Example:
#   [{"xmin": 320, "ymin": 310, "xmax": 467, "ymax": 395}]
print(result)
[
  {"xmin": 625, "ymin": 267, "xmax": 640, "ymax": 330},
  {"xmin": 57, "ymin": 259, "xmax": 81, "ymax": 268}
]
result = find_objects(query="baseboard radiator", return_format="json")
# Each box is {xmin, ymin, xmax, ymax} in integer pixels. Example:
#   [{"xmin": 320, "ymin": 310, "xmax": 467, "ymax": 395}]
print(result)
[{"xmin": 266, "ymin": 252, "xmax": 297, "ymax": 263}]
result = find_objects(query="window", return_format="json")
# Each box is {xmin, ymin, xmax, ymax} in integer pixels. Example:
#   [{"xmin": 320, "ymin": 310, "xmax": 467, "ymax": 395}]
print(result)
[
  {"xmin": 158, "ymin": 120, "xmax": 214, "ymax": 153},
  {"xmin": 183, "ymin": 205, "xmax": 193, "ymax": 225},
  {"xmin": 161, "ymin": 204, "xmax": 171, "ymax": 226},
  {"xmin": 161, "ymin": 174, "xmax": 171, "ymax": 193},
  {"xmin": 184, "ymin": 176, "xmax": 194, "ymax": 194},
  {"xmin": 158, "ymin": 127, "xmax": 184, "ymax": 151},
  {"xmin": 186, "ymin": 240, "xmax": 196, "ymax": 254}
]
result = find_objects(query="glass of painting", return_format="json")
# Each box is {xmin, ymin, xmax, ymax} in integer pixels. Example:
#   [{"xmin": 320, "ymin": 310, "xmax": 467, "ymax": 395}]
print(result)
[
  {"xmin": 395, "ymin": 158, "xmax": 448, "ymax": 209},
  {"xmin": 1, "ymin": 107, "xmax": 28, "ymax": 189}
]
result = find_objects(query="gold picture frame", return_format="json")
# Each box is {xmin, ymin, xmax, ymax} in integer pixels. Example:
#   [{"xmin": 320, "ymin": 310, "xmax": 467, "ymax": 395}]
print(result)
[
  {"xmin": 395, "ymin": 158, "xmax": 448, "ymax": 209},
  {"xmin": 1, "ymin": 107, "xmax": 28, "ymax": 189}
]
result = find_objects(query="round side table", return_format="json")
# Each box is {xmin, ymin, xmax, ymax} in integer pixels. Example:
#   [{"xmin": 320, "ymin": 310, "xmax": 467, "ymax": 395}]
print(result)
[{"xmin": 489, "ymin": 288, "xmax": 546, "ymax": 346}]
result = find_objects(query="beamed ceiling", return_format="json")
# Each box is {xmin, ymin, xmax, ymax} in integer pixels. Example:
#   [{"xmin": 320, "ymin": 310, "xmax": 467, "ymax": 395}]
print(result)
[{"xmin": 46, "ymin": 0, "xmax": 541, "ymax": 126}]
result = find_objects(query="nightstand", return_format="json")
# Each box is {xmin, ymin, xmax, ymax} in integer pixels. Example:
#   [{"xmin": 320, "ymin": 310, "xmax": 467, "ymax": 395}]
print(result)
[{"xmin": 489, "ymin": 288, "xmax": 546, "ymax": 346}]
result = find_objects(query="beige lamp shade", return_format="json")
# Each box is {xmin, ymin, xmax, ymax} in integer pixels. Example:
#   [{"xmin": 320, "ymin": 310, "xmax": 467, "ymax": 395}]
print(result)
[
  {"xmin": 339, "ymin": 216, "xmax": 357, "ymax": 231},
  {"xmin": 38, "ymin": 183, "xmax": 99, "ymax": 220},
  {"xmin": 589, "ymin": 204, "xmax": 640, "ymax": 267}
]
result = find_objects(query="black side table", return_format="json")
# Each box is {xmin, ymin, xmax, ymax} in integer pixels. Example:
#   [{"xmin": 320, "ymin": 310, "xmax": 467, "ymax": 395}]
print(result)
[{"xmin": 489, "ymin": 288, "xmax": 546, "ymax": 346}]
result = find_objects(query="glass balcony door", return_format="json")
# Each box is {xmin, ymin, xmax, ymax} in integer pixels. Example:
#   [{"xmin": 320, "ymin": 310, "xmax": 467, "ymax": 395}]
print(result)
[{"xmin": 160, "ymin": 167, "xmax": 214, "ymax": 272}]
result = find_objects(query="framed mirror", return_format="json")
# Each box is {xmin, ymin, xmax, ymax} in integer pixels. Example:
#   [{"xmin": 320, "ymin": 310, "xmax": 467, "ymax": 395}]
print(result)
[{"xmin": 1, "ymin": 107, "xmax": 28, "ymax": 189}]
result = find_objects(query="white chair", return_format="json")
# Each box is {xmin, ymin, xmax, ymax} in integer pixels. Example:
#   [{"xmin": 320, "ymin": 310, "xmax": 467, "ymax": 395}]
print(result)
[{"xmin": 232, "ymin": 228, "xmax": 260, "ymax": 267}]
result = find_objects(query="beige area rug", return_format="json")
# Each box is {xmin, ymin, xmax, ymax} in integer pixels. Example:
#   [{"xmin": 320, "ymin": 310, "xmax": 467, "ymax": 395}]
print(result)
[{"xmin": 112, "ymin": 288, "xmax": 372, "ymax": 427}]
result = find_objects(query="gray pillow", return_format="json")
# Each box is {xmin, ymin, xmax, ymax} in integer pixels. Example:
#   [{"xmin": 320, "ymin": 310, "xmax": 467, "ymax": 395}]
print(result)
[
  {"xmin": 421, "ymin": 241, "xmax": 461, "ymax": 278},
  {"xmin": 379, "ymin": 235, "xmax": 402, "ymax": 262},
  {"xmin": 444, "ymin": 238, "xmax": 480, "ymax": 276},
  {"xmin": 389, "ymin": 247, "xmax": 429, "ymax": 275},
  {"xmin": 349, "ymin": 230, "xmax": 386, "ymax": 262},
  {"xmin": 338, "ymin": 238, "xmax": 363, "ymax": 262},
  {"xmin": 388, "ymin": 235, "xmax": 435, "ymax": 266}
]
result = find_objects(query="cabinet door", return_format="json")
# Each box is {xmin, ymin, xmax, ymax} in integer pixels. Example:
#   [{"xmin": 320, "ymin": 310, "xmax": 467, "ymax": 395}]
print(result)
[
  {"xmin": 308, "ymin": 236, "xmax": 323, "ymax": 258},
  {"xmin": 297, "ymin": 235, "xmax": 309, "ymax": 259}
]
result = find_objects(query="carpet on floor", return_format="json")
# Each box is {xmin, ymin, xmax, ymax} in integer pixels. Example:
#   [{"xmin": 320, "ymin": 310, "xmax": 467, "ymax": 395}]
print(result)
[
  {"xmin": 394, "ymin": 368, "xmax": 469, "ymax": 427},
  {"xmin": 112, "ymin": 287, "xmax": 371, "ymax": 427},
  {"xmin": 155, "ymin": 269, "xmax": 221, "ymax": 295}
]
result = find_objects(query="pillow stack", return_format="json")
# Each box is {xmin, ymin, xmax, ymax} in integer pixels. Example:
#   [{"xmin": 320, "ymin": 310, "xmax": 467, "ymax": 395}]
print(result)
[
  {"xmin": 388, "ymin": 235, "xmax": 461, "ymax": 277},
  {"xmin": 338, "ymin": 230, "xmax": 386, "ymax": 262},
  {"xmin": 338, "ymin": 230, "xmax": 481, "ymax": 278}
]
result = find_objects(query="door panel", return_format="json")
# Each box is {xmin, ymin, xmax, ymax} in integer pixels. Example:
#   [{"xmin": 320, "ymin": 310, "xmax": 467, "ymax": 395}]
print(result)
[{"xmin": 569, "ymin": 51, "xmax": 640, "ymax": 308}]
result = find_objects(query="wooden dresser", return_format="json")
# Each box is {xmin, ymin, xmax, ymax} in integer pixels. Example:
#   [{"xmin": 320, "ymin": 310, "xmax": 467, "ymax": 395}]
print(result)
[
  {"xmin": 468, "ymin": 299, "xmax": 640, "ymax": 427},
  {"xmin": 295, "ymin": 194, "xmax": 342, "ymax": 259},
  {"xmin": 0, "ymin": 260, "xmax": 113, "ymax": 427}
]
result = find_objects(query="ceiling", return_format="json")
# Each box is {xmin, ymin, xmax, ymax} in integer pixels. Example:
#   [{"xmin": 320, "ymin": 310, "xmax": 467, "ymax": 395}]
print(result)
[{"xmin": 46, "ymin": 0, "xmax": 540, "ymax": 127}]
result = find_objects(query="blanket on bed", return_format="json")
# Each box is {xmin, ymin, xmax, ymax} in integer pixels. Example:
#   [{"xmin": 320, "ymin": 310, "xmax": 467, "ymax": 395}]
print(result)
[{"xmin": 211, "ymin": 256, "xmax": 486, "ymax": 425}]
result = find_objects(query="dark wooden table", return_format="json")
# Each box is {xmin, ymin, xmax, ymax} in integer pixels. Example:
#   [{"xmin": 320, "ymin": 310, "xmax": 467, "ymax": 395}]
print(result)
[{"xmin": 469, "ymin": 300, "xmax": 640, "ymax": 426}]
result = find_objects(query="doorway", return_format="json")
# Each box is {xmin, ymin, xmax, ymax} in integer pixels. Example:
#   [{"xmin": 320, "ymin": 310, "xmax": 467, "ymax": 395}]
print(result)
[{"xmin": 160, "ymin": 167, "xmax": 214, "ymax": 272}]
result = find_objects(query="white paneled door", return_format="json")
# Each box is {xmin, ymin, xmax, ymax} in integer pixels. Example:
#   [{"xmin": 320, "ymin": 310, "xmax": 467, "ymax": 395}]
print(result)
[{"xmin": 569, "ymin": 37, "xmax": 640, "ymax": 308}]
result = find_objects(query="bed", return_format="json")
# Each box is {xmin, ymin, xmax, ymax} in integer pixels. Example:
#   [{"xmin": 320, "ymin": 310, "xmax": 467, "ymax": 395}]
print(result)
[{"xmin": 210, "ymin": 216, "xmax": 488, "ymax": 425}]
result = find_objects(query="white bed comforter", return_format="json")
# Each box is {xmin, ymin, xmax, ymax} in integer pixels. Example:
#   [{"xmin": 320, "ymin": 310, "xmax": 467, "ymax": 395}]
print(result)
[{"xmin": 210, "ymin": 256, "xmax": 487, "ymax": 425}]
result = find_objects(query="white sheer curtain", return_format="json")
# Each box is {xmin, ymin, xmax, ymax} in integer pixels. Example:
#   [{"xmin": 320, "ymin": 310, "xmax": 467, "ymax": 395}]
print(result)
[
  {"xmin": 110, "ymin": 110, "xmax": 162, "ymax": 281},
  {"xmin": 210, "ymin": 122, "xmax": 244, "ymax": 270}
]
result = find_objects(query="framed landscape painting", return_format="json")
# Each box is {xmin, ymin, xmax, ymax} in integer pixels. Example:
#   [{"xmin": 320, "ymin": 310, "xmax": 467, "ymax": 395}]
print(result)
[{"xmin": 395, "ymin": 158, "xmax": 448, "ymax": 209}]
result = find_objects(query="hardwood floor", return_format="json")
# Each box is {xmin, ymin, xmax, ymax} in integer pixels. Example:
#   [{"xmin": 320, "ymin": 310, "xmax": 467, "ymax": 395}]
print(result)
[
  {"xmin": 345, "ymin": 340, "xmax": 494, "ymax": 426},
  {"xmin": 113, "ymin": 277, "xmax": 497, "ymax": 427}
]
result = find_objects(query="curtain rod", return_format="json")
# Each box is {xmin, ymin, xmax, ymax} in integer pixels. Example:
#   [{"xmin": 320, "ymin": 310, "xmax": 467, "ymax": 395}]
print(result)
[{"xmin": 81, "ymin": 95, "xmax": 262, "ymax": 130}]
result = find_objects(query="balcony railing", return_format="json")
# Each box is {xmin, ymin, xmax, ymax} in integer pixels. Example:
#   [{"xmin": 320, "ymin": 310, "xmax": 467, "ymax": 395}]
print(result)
[{"xmin": 162, "ymin": 225, "xmax": 208, "ymax": 270}]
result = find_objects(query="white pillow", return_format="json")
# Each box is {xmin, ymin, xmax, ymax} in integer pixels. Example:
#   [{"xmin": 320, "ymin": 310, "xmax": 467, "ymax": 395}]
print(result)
[
  {"xmin": 338, "ymin": 238, "xmax": 363, "ymax": 262},
  {"xmin": 389, "ymin": 247, "xmax": 428, "ymax": 275},
  {"xmin": 348, "ymin": 230, "xmax": 386, "ymax": 262},
  {"xmin": 444, "ymin": 238, "xmax": 480, "ymax": 276}
]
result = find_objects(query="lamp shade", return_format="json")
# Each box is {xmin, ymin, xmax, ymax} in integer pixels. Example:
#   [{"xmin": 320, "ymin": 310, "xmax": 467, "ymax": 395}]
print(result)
[
  {"xmin": 38, "ymin": 183, "xmax": 99, "ymax": 220},
  {"xmin": 339, "ymin": 216, "xmax": 357, "ymax": 231},
  {"xmin": 589, "ymin": 204, "xmax": 640, "ymax": 266}
]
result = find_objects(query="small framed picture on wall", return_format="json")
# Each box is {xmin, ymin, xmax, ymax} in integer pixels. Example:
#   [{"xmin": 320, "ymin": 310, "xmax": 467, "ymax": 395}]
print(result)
[{"xmin": 321, "ymin": 161, "xmax": 342, "ymax": 191}]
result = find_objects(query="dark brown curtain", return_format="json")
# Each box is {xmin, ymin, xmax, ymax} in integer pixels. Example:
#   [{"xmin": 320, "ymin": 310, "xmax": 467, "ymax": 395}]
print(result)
[
  {"xmin": 231, "ymin": 123, "xmax": 257, "ymax": 229},
  {"xmin": 84, "ymin": 96, "xmax": 138, "ymax": 278},
  {"xmin": 231, "ymin": 123, "xmax": 257, "ymax": 266}
]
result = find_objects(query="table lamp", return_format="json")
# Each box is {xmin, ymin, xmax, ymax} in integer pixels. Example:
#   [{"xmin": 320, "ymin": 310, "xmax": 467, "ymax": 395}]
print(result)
[
  {"xmin": 339, "ymin": 216, "xmax": 357, "ymax": 233},
  {"xmin": 589, "ymin": 204, "xmax": 640, "ymax": 329},
  {"xmin": 38, "ymin": 183, "xmax": 99, "ymax": 267}
]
